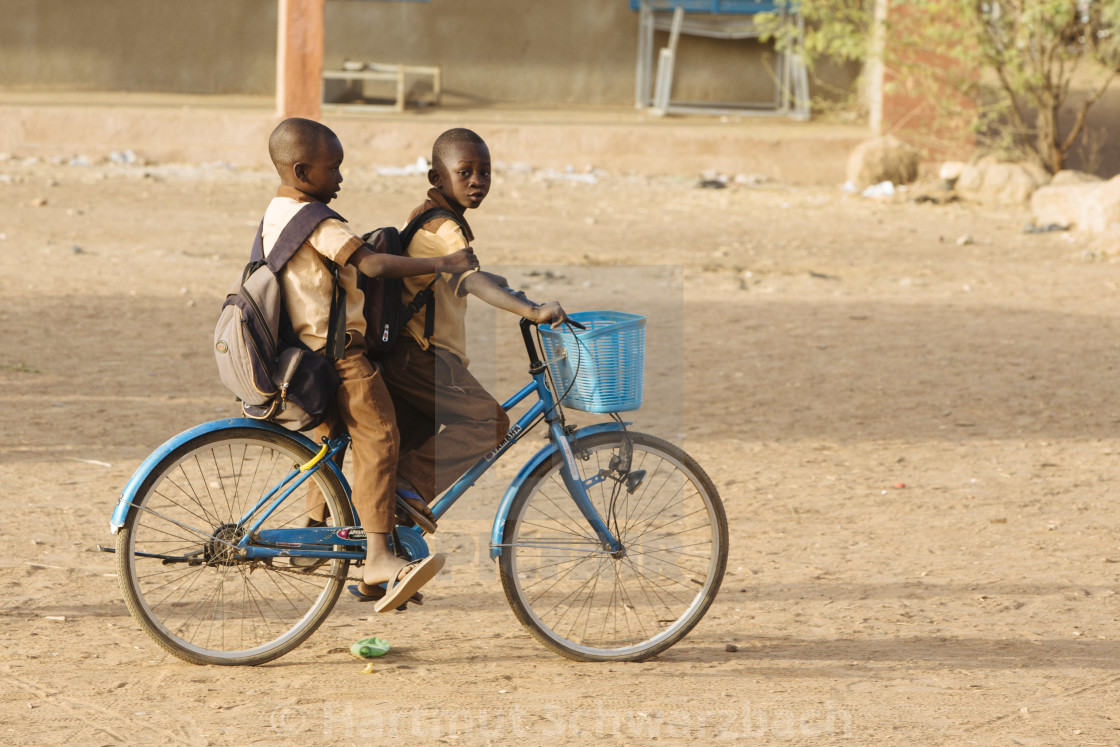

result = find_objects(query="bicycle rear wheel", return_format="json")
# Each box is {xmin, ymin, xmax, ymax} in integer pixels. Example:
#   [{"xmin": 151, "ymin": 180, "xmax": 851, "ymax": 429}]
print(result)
[
  {"xmin": 499, "ymin": 430, "xmax": 727, "ymax": 662},
  {"xmin": 115, "ymin": 427, "xmax": 354, "ymax": 665}
]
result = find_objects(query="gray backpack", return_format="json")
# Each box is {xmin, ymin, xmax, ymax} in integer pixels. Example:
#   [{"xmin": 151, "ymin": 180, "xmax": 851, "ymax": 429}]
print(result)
[{"xmin": 213, "ymin": 202, "xmax": 344, "ymax": 431}]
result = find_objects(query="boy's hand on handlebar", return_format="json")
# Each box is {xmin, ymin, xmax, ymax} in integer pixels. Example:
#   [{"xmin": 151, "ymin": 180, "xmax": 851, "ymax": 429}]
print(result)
[
  {"xmin": 440, "ymin": 247, "xmax": 479, "ymax": 274},
  {"xmin": 529, "ymin": 301, "xmax": 570, "ymax": 327}
]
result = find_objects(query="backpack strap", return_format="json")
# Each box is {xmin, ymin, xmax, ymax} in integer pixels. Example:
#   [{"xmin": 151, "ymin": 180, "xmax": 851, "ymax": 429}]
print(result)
[
  {"xmin": 325, "ymin": 262, "xmax": 349, "ymax": 360},
  {"xmin": 400, "ymin": 207, "xmax": 464, "ymax": 248},
  {"xmin": 252, "ymin": 201, "xmax": 348, "ymax": 359},
  {"xmin": 249, "ymin": 221, "xmax": 265, "ymax": 264},
  {"xmin": 399, "ymin": 207, "xmax": 468, "ymax": 342},
  {"xmin": 255, "ymin": 201, "xmax": 343, "ymax": 273}
]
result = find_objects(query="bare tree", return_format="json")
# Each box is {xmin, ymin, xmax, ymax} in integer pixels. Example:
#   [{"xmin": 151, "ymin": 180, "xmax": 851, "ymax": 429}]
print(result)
[{"xmin": 969, "ymin": 0, "xmax": 1120, "ymax": 172}]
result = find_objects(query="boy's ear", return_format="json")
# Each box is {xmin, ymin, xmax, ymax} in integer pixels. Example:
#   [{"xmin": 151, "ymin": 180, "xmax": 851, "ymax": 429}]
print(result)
[
  {"xmin": 427, "ymin": 168, "xmax": 441, "ymax": 188},
  {"xmin": 293, "ymin": 162, "xmax": 310, "ymax": 184}
]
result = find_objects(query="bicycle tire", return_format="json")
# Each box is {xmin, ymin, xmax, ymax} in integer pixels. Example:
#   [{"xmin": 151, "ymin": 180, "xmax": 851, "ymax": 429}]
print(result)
[
  {"xmin": 115, "ymin": 426, "xmax": 354, "ymax": 665},
  {"xmin": 499, "ymin": 430, "xmax": 727, "ymax": 662}
]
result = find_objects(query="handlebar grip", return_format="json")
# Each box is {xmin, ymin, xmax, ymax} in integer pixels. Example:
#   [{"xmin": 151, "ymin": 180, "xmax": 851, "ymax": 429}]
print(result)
[{"xmin": 520, "ymin": 317, "xmax": 586, "ymax": 330}]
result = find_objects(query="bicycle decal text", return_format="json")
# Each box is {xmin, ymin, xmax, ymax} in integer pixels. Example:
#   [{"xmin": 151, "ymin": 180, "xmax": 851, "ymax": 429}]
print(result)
[{"xmin": 484, "ymin": 424, "xmax": 522, "ymax": 461}]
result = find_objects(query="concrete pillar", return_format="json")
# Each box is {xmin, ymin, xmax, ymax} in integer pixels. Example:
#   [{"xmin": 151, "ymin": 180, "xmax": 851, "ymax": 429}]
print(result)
[
  {"xmin": 865, "ymin": 0, "xmax": 888, "ymax": 135},
  {"xmin": 276, "ymin": 0, "xmax": 324, "ymax": 120}
]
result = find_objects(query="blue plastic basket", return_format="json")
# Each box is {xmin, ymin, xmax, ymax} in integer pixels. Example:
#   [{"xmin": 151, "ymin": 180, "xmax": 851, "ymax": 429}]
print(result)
[
  {"xmin": 538, "ymin": 311, "xmax": 646, "ymax": 413},
  {"xmin": 628, "ymin": 0, "xmax": 783, "ymax": 14}
]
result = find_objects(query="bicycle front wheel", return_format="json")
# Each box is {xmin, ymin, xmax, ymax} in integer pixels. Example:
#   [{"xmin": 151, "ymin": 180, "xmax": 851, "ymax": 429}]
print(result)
[
  {"xmin": 499, "ymin": 430, "xmax": 727, "ymax": 662},
  {"xmin": 115, "ymin": 426, "xmax": 355, "ymax": 666}
]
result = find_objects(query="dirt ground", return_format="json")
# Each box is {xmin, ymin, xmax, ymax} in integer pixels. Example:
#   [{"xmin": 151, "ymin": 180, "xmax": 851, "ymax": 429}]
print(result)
[{"xmin": 2, "ymin": 133, "xmax": 1120, "ymax": 746}]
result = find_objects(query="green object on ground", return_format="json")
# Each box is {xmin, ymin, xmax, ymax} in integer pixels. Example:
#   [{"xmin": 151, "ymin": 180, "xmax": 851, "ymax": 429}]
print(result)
[{"xmin": 350, "ymin": 636, "xmax": 391, "ymax": 659}]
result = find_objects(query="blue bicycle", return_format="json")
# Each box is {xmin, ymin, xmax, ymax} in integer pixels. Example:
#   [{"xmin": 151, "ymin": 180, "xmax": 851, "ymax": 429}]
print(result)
[{"xmin": 109, "ymin": 312, "xmax": 728, "ymax": 665}]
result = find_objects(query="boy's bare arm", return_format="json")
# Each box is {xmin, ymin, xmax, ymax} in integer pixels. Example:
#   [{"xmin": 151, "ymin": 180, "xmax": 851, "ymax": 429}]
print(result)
[
  {"xmin": 348, "ymin": 245, "xmax": 478, "ymax": 279},
  {"xmin": 460, "ymin": 271, "xmax": 570, "ymax": 325},
  {"xmin": 480, "ymin": 270, "xmax": 509, "ymax": 288}
]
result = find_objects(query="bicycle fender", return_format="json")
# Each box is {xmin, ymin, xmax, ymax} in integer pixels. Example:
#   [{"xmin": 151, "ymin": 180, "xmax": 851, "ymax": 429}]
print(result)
[
  {"xmin": 109, "ymin": 418, "xmax": 350, "ymax": 533},
  {"xmin": 488, "ymin": 421, "xmax": 628, "ymax": 560}
]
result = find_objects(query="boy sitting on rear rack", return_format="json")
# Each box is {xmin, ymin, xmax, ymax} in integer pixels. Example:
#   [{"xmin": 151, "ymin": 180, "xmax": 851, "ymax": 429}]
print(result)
[{"xmin": 265, "ymin": 118, "xmax": 477, "ymax": 610}]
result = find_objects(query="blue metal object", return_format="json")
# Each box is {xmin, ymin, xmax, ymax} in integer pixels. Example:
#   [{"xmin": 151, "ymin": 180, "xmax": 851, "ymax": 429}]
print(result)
[
  {"xmin": 391, "ymin": 525, "xmax": 430, "ymax": 561},
  {"xmin": 488, "ymin": 420, "xmax": 629, "ymax": 560},
  {"xmin": 114, "ymin": 320, "xmax": 628, "ymax": 567},
  {"xmin": 109, "ymin": 418, "xmax": 350, "ymax": 532},
  {"xmin": 537, "ymin": 310, "xmax": 646, "ymax": 413},
  {"xmin": 251, "ymin": 524, "xmax": 429, "ymax": 562}
]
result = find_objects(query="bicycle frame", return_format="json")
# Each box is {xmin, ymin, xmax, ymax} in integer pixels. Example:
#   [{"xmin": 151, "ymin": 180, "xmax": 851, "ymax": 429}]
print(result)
[
  {"xmin": 431, "ymin": 319, "xmax": 628, "ymax": 557},
  {"xmin": 110, "ymin": 319, "xmax": 628, "ymax": 562}
]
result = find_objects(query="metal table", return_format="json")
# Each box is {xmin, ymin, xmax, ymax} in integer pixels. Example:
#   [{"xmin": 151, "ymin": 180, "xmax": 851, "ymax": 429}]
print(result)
[{"xmin": 322, "ymin": 62, "xmax": 442, "ymax": 113}]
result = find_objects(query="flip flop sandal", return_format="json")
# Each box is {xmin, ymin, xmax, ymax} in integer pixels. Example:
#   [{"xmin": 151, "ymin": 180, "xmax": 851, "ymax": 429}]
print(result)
[
  {"xmin": 347, "ymin": 583, "xmax": 424, "ymax": 608},
  {"xmin": 394, "ymin": 489, "xmax": 438, "ymax": 534},
  {"xmin": 374, "ymin": 553, "xmax": 446, "ymax": 613}
]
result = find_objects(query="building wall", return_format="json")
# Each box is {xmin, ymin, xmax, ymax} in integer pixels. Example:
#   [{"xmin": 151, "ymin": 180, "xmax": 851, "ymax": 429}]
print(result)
[
  {"xmin": 1, "ymin": 0, "xmax": 827, "ymax": 107},
  {"xmin": 1, "ymin": 0, "xmax": 278, "ymax": 94}
]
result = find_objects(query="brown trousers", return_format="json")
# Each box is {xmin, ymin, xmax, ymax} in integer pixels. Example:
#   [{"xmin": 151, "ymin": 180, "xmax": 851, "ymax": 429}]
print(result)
[
  {"xmin": 307, "ymin": 340, "xmax": 398, "ymax": 533},
  {"xmin": 381, "ymin": 337, "xmax": 510, "ymax": 504}
]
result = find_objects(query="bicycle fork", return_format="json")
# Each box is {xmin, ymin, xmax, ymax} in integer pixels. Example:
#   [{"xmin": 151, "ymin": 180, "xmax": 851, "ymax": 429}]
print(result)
[{"xmin": 549, "ymin": 422, "xmax": 624, "ymax": 557}]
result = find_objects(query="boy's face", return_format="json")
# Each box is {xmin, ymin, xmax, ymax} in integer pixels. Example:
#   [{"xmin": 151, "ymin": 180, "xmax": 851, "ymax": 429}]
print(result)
[
  {"xmin": 430, "ymin": 141, "xmax": 491, "ymax": 210},
  {"xmin": 295, "ymin": 135, "xmax": 345, "ymax": 204}
]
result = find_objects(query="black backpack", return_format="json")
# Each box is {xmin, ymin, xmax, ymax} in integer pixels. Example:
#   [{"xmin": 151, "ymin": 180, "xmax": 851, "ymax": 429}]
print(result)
[
  {"xmin": 213, "ymin": 201, "xmax": 345, "ymax": 431},
  {"xmin": 360, "ymin": 207, "xmax": 466, "ymax": 358}
]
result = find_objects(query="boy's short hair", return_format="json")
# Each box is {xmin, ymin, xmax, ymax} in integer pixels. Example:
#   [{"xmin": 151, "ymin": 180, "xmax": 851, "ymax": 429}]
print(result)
[
  {"xmin": 432, "ymin": 128, "xmax": 487, "ymax": 169},
  {"xmin": 269, "ymin": 118, "xmax": 338, "ymax": 172}
]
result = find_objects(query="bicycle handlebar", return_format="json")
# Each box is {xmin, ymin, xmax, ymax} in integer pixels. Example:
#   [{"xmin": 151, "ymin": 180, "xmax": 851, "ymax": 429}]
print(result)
[{"xmin": 519, "ymin": 316, "xmax": 586, "ymax": 368}]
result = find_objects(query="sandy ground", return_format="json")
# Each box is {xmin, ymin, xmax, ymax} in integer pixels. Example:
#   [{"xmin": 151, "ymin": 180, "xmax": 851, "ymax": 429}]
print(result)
[{"xmin": 2, "ymin": 142, "xmax": 1120, "ymax": 746}]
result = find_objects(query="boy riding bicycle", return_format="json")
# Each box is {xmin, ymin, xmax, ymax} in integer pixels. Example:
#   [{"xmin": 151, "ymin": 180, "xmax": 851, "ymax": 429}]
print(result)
[{"xmin": 382, "ymin": 128, "xmax": 572, "ymax": 526}]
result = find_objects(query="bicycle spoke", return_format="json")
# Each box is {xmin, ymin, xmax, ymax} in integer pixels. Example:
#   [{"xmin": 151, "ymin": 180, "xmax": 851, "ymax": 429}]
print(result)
[
  {"xmin": 623, "ymin": 542, "xmax": 714, "ymax": 567},
  {"xmin": 609, "ymin": 558, "xmax": 653, "ymax": 642},
  {"xmin": 134, "ymin": 517, "xmax": 207, "ymax": 549},
  {"xmin": 522, "ymin": 553, "xmax": 600, "ymax": 612},
  {"xmin": 516, "ymin": 554, "xmax": 593, "ymax": 588},
  {"xmin": 155, "ymin": 476, "xmax": 220, "ymax": 530},
  {"xmin": 533, "ymin": 476, "xmax": 600, "ymax": 538},
  {"xmin": 537, "ymin": 557, "xmax": 606, "ymax": 637}
]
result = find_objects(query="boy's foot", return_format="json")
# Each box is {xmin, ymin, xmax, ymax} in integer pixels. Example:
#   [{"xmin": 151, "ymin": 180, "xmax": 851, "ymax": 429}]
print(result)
[
  {"xmin": 395, "ymin": 489, "xmax": 438, "ymax": 533},
  {"xmin": 373, "ymin": 554, "xmax": 446, "ymax": 613}
]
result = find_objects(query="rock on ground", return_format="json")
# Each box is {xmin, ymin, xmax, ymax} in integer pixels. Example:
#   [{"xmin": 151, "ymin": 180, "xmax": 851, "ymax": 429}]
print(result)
[
  {"xmin": 956, "ymin": 156, "xmax": 1049, "ymax": 206},
  {"xmin": 1032, "ymin": 173, "xmax": 1120, "ymax": 234},
  {"xmin": 846, "ymin": 135, "xmax": 920, "ymax": 190}
]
